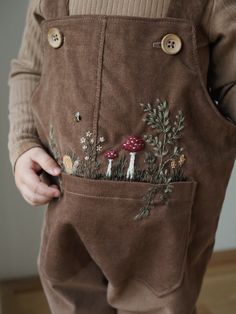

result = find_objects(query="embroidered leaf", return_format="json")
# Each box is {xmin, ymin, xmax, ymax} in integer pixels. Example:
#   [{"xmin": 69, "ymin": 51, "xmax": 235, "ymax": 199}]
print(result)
[{"xmin": 135, "ymin": 98, "xmax": 187, "ymax": 219}]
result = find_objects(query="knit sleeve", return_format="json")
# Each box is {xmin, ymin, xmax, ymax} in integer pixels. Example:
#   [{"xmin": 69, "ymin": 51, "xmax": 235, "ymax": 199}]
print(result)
[
  {"xmin": 206, "ymin": 0, "xmax": 236, "ymax": 124},
  {"xmin": 7, "ymin": 0, "xmax": 44, "ymax": 175}
]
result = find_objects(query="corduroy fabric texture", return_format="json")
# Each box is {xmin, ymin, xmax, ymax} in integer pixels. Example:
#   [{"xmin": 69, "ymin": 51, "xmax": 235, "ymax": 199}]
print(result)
[
  {"xmin": 31, "ymin": 0, "xmax": 236, "ymax": 312},
  {"xmin": 7, "ymin": 0, "xmax": 236, "ymax": 174}
]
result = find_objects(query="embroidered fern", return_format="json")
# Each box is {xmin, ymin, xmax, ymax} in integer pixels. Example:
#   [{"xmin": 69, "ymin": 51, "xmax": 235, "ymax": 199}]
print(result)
[{"xmin": 134, "ymin": 98, "xmax": 186, "ymax": 220}]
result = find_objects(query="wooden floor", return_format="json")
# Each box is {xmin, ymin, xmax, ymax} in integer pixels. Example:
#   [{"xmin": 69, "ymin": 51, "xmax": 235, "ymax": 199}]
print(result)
[
  {"xmin": 197, "ymin": 249, "xmax": 236, "ymax": 314},
  {"xmin": 0, "ymin": 250, "xmax": 236, "ymax": 314}
]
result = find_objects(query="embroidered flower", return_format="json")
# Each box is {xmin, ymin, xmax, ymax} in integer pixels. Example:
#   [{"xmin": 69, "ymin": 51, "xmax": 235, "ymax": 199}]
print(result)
[
  {"xmin": 96, "ymin": 145, "xmax": 103, "ymax": 152},
  {"xmin": 171, "ymin": 159, "xmax": 177, "ymax": 169},
  {"xmin": 99, "ymin": 136, "xmax": 105, "ymax": 143},
  {"xmin": 76, "ymin": 131, "xmax": 106, "ymax": 178},
  {"xmin": 178, "ymin": 154, "xmax": 186, "ymax": 166}
]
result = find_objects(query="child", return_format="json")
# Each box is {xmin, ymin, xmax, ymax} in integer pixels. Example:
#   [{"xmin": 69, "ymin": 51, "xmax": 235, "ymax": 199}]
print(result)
[{"xmin": 8, "ymin": 0, "xmax": 236, "ymax": 313}]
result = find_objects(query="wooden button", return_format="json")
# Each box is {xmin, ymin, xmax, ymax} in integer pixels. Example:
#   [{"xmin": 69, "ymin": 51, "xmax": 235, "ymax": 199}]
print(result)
[
  {"xmin": 161, "ymin": 34, "xmax": 182, "ymax": 55},
  {"xmin": 48, "ymin": 28, "xmax": 64, "ymax": 49}
]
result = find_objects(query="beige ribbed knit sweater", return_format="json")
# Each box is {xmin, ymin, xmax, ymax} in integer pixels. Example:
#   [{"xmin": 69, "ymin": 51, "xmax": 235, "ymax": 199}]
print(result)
[{"xmin": 8, "ymin": 0, "xmax": 236, "ymax": 173}]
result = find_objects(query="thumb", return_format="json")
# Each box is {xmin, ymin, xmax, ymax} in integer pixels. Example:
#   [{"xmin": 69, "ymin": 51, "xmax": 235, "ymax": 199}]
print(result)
[{"xmin": 31, "ymin": 148, "xmax": 61, "ymax": 176}]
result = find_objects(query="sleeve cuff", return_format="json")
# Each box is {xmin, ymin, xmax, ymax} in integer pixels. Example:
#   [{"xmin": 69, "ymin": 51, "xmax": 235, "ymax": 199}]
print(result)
[{"xmin": 10, "ymin": 141, "xmax": 44, "ymax": 176}]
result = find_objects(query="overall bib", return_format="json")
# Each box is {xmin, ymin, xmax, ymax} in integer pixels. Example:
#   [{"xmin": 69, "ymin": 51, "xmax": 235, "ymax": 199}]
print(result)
[{"xmin": 31, "ymin": 0, "xmax": 236, "ymax": 313}]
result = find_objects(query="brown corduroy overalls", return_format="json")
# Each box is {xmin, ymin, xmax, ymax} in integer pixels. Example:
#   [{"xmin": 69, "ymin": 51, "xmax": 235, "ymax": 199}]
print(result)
[{"xmin": 31, "ymin": 0, "xmax": 236, "ymax": 313}]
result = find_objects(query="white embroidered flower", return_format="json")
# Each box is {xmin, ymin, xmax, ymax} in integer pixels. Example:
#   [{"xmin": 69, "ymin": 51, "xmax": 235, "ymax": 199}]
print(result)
[
  {"xmin": 80, "ymin": 137, "xmax": 86, "ymax": 143},
  {"xmin": 99, "ymin": 136, "xmax": 105, "ymax": 143},
  {"xmin": 86, "ymin": 131, "xmax": 92, "ymax": 137},
  {"xmin": 84, "ymin": 156, "xmax": 89, "ymax": 160},
  {"xmin": 96, "ymin": 145, "xmax": 103, "ymax": 152},
  {"xmin": 90, "ymin": 138, "xmax": 94, "ymax": 144},
  {"xmin": 82, "ymin": 145, "xmax": 87, "ymax": 150}
]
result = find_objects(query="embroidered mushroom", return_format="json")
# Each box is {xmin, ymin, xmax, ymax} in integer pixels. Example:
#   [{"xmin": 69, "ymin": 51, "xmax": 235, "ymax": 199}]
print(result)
[
  {"xmin": 122, "ymin": 136, "xmax": 145, "ymax": 179},
  {"xmin": 63, "ymin": 155, "xmax": 73, "ymax": 174},
  {"xmin": 104, "ymin": 150, "xmax": 118, "ymax": 178}
]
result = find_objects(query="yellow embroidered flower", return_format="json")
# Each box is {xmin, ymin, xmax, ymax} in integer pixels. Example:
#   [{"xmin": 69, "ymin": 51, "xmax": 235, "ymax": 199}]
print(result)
[
  {"xmin": 171, "ymin": 159, "xmax": 177, "ymax": 169},
  {"xmin": 63, "ymin": 155, "xmax": 73, "ymax": 174},
  {"xmin": 178, "ymin": 154, "xmax": 186, "ymax": 166}
]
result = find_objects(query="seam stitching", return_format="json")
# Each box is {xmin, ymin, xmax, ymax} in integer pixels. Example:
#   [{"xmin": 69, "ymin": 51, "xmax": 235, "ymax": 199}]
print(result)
[{"xmin": 92, "ymin": 18, "xmax": 107, "ymax": 146}]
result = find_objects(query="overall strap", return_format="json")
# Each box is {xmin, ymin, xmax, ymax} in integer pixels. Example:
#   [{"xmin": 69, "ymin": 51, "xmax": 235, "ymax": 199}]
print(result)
[
  {"xmin": 40, "ymin": 0, "xmax": 69, "ymax": 20},
  {"xmin": 166, "ymin": 0, "xmax": 209, "ymax": 25}
]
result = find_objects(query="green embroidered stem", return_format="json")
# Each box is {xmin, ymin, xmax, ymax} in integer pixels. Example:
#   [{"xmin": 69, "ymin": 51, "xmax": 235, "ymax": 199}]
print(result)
[
  {"xmin": 134, "ymin": 182, "xmax": 173, "ymax": 220},
  {"xmin": 75, "ymin": 132, "xmax": 105, "ymax": 179},
  {"xmin": 48, "ymin": 124, "xmax": 63, "ymax": 168},
  {"xmin": 135, "ymin": 98, "xmax": 186, "ymax": 220},
  {"xmin": 106, "ymin": 155, "xmax": 128, "ymax": 181}
]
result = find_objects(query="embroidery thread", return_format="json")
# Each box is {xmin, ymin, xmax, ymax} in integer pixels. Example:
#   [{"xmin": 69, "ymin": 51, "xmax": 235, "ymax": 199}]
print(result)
[
  {"xmin": 47, "ymin": 98, "xmax": 187, "ymax": 220},
  {"xmin": 121, "ymin": 136, "xmax": 145, "ymax": 179},
  {"xmin": 104, "ymin": 150, "xmax": 118, "ymax": 178},
  {"xmin": 133, "ymin": 98, "xmax": 186, "ymax": 220}
]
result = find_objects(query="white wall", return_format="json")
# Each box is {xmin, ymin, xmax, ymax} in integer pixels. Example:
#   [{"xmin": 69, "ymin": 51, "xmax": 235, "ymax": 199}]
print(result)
[{"xmin": 0, "ymin": 0, "xmax": 235, "ymax": 280}]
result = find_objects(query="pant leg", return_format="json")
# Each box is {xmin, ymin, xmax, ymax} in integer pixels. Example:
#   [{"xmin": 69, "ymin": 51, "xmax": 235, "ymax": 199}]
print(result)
[
  {"xmin": 38, "ymin": 250, "xmax": 116, "ymax": 314},
  {"xmin": 117, "ymin": 309, "xmax": 197, "ymax": 314},
  {"xmin": 115, "ymin": 304, "xmax": 198, "ymax": 313},
  {"xmin": 37, "ymin": 173, "xmax": 199, "ymax": 314},
  {"xmin": 36, "ymin": 188, "xmax": 117, "ymax": 314}
]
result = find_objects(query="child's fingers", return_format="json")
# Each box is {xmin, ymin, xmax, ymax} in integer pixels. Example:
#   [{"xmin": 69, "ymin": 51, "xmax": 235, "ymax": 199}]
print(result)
[
  {"xmin": 22, "ymin": 168, "xmax": 60, "ymax": 198},
  {"xmin": 21, "ymin": 184, "xmax": 54, "ymax": 206},
  {"xmin": 31, "ymin": 149, "xmax": 61, "ymax": 176}
]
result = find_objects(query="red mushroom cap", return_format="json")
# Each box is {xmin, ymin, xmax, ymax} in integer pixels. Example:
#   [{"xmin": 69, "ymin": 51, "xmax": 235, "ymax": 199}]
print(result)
[
  {"xmin": 122, "ymin": 135, "xmax": 145, "ymax": 152},
  {"xmin": 104, "ymin": 149, "xmax": 118, "ymax": 160}
]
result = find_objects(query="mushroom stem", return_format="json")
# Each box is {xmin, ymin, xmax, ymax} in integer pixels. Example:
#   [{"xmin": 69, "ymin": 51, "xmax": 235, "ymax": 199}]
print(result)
[
  {"xmin": 106, "ymin": 159, "xmax": 113, "ymax": 178},
  {"xmin": 126, "ymin": 152, "xmax": 136, "ymax": 179}
]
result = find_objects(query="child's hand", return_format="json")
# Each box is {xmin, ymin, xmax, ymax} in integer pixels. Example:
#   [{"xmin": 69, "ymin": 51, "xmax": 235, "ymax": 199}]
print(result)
[{"xmin": 14, "ymin": 147, "xmax": 62, "ymax": 206}]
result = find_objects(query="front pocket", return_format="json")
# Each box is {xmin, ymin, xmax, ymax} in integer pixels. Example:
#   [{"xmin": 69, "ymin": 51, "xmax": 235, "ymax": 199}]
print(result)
[{"xmin": 61, "ymin": 172, "xmax": 197, "ymax": 297}]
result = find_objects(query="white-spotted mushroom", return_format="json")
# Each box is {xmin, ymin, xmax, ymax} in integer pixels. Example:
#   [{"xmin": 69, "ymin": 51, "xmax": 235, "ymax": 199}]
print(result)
[
  {"xmin": 104, "ymin": 150, "xmax": 118, "ymax": 178},
  {"xmin": 122, "ymin": 135, "xmax": 145, "ymax": 179}
]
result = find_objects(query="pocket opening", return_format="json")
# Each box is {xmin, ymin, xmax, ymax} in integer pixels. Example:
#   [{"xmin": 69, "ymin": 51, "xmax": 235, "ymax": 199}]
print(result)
[{"xmin": 60, "ymin": 172, "xmax": 197, "ymax": 203}]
